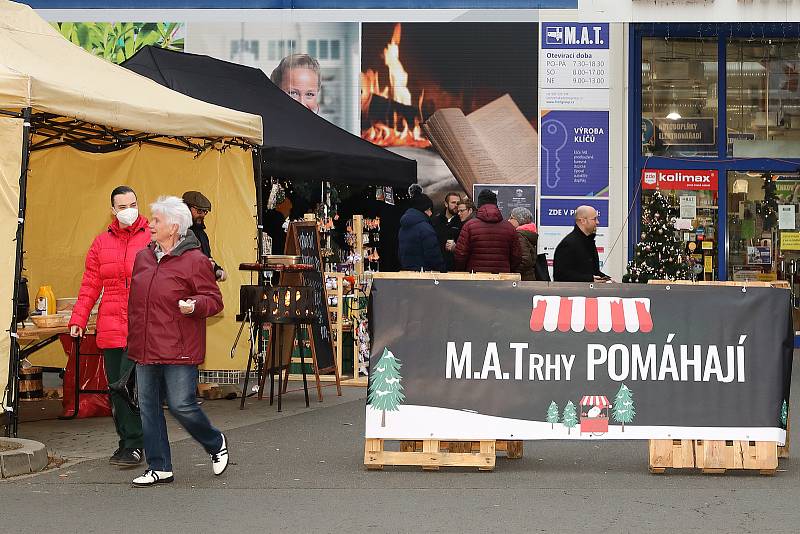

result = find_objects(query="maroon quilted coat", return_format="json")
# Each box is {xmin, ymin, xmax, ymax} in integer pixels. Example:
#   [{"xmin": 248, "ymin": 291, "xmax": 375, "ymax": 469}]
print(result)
[
  {"xmin": 454, "ymin": 204, "xmax": 521, "ymax": 273},
  {"xmin": 69, "ymin": 216, "xmax": 151, "ymax": 349},
  {"xmin": 127, "ymin": 231, "xmax": 223, "ymax": 366}
]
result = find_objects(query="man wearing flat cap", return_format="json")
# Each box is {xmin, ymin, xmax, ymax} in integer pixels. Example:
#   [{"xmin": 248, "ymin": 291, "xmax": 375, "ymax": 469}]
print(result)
[{"xmin": 182, "ymin": 191, "xmax": 226, "ymax": 282}]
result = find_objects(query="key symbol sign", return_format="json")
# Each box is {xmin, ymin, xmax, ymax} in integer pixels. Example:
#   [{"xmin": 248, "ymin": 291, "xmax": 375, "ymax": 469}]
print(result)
[{"xmin": 541, "ymin": 119, "xmax": 568, "ymax": 190}]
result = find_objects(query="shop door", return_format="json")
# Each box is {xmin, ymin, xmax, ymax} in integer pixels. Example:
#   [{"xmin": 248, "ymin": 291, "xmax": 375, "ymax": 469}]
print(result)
[
  {"xmin": 641, "ymin": 169, "xmax": 719, "ymax": 281},
  {"xmin": 726, "ymin": 171, "xmax": 800, "ymax": 333},
  {"xmin": 726, "ymin": 172, "xmax": 800, "ymax": 283}
]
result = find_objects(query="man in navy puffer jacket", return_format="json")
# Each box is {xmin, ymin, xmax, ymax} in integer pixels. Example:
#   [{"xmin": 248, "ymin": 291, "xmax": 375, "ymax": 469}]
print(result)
[{"xmin": 398, "ymin": 188, "xmax": 446, "ymax": 272}]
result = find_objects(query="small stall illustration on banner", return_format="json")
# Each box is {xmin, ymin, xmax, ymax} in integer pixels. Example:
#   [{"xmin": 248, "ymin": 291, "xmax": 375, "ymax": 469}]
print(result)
[{"xmin": 579, "ymin": 395, "xmax": 611, "ymax": 435}]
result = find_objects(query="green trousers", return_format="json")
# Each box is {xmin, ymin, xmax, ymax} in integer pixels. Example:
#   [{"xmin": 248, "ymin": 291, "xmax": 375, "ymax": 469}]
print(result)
[{"xmin": 103, "ymin": 348, "xmax": 144, "ymax": 449}]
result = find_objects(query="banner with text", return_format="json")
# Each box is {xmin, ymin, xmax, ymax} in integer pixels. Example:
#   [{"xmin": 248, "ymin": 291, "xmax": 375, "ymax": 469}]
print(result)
[
  {"xmin": 366, "ymin": 280, "xmax": 792, "ymax": 442},
  {"xmin": 540, "ymin": 22, "xmax": 610, "ymax": 110}
]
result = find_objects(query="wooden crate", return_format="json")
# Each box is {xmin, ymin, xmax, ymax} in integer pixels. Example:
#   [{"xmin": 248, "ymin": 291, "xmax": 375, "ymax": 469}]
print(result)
[
  {"xmin": 364, "ymin": 439, "xmax": 523, "ymax": 471},
  {"xmin": 648, "ymin": 439, "xmax": 778, "ymax": 475}
]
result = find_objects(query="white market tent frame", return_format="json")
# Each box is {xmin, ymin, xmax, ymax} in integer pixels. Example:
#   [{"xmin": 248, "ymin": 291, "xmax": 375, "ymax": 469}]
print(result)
[{"xmin": 0, "ymin": 0, "xmax": 264, "ymax": 436}]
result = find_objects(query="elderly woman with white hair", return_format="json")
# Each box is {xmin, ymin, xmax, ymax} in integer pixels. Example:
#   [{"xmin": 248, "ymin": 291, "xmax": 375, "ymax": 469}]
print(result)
[
  {"xmin": 508, "ymin": 207, "xmax": 539, "ymax": 281},
  {"xmin": 126, "ymin": 196, "xmax": 228, "ymax": 487}
]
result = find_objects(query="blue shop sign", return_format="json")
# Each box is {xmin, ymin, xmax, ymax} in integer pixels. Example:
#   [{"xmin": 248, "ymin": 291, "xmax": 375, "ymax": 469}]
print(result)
[
  {"xmin": 540, "ymin": 198, "xmax": 609, "ymax": 227},
  {"xmin": 541, "ymin": 23, "xmax": 609, "ymax": 50}
]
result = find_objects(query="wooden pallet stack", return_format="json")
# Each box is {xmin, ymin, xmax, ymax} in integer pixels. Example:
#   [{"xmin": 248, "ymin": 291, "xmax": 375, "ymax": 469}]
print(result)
[
  {"xmin": 365, "ymin": 439, "xmax": 523, "ymax": 471},
  {"xmin": 649, "ymin": 439, "xmax": 778, "ymax": 475},
  {"xmin": 647, "ymin": 279, "xmax": 790, "ymax": 475}
]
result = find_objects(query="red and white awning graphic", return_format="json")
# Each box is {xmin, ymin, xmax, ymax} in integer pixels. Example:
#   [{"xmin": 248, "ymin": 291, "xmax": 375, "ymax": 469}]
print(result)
[
  {"xmin": 580, "ymin": 395, "xmax": 610, "ymax": 408},
  {"xmin": 529, "ymin": 296, "xmax": 653, "ymax": 333}
]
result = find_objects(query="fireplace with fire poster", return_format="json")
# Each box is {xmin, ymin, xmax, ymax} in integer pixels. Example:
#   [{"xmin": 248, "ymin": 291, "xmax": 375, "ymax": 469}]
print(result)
[
  {"xmin": 579, "ymin": 395, "xmax": 610, "ymax": 435},
  {"xmin": 361, "ymin": 22, "xmax": 538, "ymax": 201}
]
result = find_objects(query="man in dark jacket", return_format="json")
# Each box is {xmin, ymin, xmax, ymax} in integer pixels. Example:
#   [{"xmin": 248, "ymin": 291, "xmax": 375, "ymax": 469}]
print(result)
[
  {"xmin": 430, "ymin": 192, "xmax": 463, "ymax": 271},
  {"xmin": 182, "ymin": 191, "xmax": 226, "ymax": 281},
  {"xmin": 454, "ymin": 189, "xmax": 521, "ymax": 273},
  {"xmin": 398, "ymin": 190, "xmax": 445, "ymax": 271},
  {"xmin": 553, "ymin": 205, "xmax": 610, "ymax": 282}
]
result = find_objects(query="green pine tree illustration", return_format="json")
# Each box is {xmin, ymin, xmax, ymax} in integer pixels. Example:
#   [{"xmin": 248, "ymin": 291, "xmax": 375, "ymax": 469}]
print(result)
[
  {"xmin": 562, "ymin": 400, "xmax": 578, "ymax": 435},
  {"xmin": 781, "ymin": 400, "xmax": 788, "ymax": 429},
  {"xmin": 547, "ymin": 401, "xmax": 560, "ymax": 429},
  {"xmin": 368, "ymin": 347, "xmax": 405, "ymax": 427},
  {"xmin": 612, "ymin": 384, "xmax": 636, "ymax": 432}
]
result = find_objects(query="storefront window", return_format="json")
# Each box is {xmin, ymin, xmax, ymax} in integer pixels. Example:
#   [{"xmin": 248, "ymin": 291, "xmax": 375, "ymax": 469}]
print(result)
[
  {"xmin": 727, "ymin": 40, "xmax": 800, "ymax": 157},
  {"xmin": 642, "ymin": 38, "xmax": 718, "ymax": 158},
  {"xmin": 641, "ymin": 180, "xmax": 719, "ymax": 281},
  {"xmin": 727, "ymin": 171, "xmax": 800, "ymax": 283}
]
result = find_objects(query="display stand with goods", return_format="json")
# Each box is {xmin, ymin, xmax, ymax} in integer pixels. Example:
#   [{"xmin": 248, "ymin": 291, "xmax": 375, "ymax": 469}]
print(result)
[
  {"xmin": 624, "ymin": 190, "xmax": 692, "ymax": 283},
  {"xmin": 283, "ymin": 214, "xmax": 378, "ymax": 388},
  {"xmin": 364, "ymin": 271, "xmax": 524, "ymax": 472},
  {"xmin": 646, "ymin": 279, "xmax": 790, "ymax": 475}
]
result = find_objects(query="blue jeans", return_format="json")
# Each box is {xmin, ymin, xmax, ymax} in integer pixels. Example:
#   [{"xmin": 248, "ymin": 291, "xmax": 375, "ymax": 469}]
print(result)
[{"xmin": 136, "ymin": 364, "xmax": 223, "ymax": 472}]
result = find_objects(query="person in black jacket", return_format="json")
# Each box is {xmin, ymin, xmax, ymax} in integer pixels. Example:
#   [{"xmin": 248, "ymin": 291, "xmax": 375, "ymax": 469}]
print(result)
[
  {"xmin": 182, "ymin": 191, "xmax": 226, "ymax": 281},
  {"xmin": 430, "ymin": 192, "xmax": 463, "ymax": 271},
  {"xmin": 398, "ymin": 186, "xmax": 445, "ymax": 272},
  {"xmin": 553, "ymin": 205, "xmax": 610, "ymax": 282}
]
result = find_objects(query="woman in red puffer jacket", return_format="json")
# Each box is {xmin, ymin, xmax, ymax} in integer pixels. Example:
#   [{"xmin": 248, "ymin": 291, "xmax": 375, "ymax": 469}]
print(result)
[{"xmin": 68, "ymin": 186, "xmax": 150, "ymax": 468}]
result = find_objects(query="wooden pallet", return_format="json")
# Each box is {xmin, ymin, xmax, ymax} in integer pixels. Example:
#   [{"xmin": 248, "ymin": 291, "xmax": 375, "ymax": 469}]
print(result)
[
  {"xmin": 649, "ymin": 439, "xmax": 778, "ymax": 475},
  {"xmin": 647, "ymin": 280, "xmax": 792, "ymax": 463},
  {"xmin": 364, "ymin": 439, "xmax": 523, "ymax": 471},
  {"xmin": 779, "ymin": 416, "xmax": 790, "ymax": 459}
]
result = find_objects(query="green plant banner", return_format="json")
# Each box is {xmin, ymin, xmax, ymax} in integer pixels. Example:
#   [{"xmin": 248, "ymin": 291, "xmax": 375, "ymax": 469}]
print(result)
[{"xmin": 52, "ymin": 22, "xmax": 184, "ymax": 64}]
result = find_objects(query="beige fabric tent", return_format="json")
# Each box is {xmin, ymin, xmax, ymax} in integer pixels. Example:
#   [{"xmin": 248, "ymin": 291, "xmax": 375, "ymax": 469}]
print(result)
[
  {"xmin": 0, "ymin": 0, "xmax": 263, "ymax": 436},
  {"xmin": 0, "ymin": 1, "xmax": 261, "ymax": 143}
]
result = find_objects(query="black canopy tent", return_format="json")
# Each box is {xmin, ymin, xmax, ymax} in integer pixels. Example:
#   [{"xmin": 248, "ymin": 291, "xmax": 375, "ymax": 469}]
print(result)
[
  {"xmin": 122, "ymin": 46, "xmax": 417, "ymax": 270},
  {"xmin": 122, "ymin": 46, "xmax": 416, "ymax": 187}
]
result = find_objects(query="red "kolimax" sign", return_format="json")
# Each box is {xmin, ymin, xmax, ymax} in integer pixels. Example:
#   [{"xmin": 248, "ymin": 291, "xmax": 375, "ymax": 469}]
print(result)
[{"xmin": 641, "ymin": 169, "xmax": 718, "ymax": 191}]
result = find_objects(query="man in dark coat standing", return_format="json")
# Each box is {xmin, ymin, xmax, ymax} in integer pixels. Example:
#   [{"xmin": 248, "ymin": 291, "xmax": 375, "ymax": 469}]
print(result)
[
  {"xmin": 430, "ymin": 192, "xmax": 463, "ymax": 271},
  {"xmin": 398, "ymin": 188, "xmax": 445, "ymax": 272},
  {"xmin": 454, "ymin": 189, "xmax": 521, "ymax": 273},
  {"xmin": 182, "ymin": 191, "xmax": 226, "ymax": 281},
  {"xmin": 553, "ymin": 205, "xmax": 610, "ymax": 282}
]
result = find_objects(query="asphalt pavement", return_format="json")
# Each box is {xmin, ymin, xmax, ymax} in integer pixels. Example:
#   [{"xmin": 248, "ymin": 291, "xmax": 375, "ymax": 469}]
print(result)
[{"xmin": 2, "ymin": 372, "xmax": 800, "ymax": 533}]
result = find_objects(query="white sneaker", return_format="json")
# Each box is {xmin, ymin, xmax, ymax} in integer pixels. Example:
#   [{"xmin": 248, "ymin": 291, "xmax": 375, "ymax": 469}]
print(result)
[
  {"xmin": 132, "ymin": 469, "xmax": 174, "ymax": 487},
  {"xmin": 211, "ymin": 433, "xmax": 229, "ymax": 476}
]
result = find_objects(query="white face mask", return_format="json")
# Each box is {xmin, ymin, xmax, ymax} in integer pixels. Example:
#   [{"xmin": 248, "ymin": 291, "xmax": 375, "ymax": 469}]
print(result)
[{"xmin": 115, "ymin": 207, "xmax": 139, "ymax": 226}]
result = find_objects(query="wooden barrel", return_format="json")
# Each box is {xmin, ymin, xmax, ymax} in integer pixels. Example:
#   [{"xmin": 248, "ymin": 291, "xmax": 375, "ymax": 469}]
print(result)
[{"xmin": 18, "ymin": 366, "xmax": 43, "ymax": 401}]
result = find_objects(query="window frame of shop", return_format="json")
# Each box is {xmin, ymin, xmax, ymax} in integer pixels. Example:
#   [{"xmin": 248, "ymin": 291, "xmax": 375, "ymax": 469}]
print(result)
[{"xmin": 629, "ymin": 22, "xmax": 800, "ymax": 281}]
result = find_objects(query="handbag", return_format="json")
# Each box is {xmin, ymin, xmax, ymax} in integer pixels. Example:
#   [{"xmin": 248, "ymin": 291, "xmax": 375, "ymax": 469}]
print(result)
[
  {"xmin": 534, "ymin": 253, "xmax": 551, "ymax": 282},
  {"xmin": 109, "ymin": 361, "xmax": 139, "ymax": 415}
]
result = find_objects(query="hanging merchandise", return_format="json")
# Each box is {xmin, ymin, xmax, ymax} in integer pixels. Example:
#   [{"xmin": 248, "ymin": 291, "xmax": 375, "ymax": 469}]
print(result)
[
  {"xmin": 356, "ymin": 317, "xmax": 370, "ymax": 376},
  {"xmin": 266, "ymin": 180, "xmax": 286, "ymax": 210}
]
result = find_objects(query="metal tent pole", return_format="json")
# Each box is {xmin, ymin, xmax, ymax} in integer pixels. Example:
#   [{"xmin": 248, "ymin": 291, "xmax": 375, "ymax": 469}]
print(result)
[{"xmin": 6, "ymin": 107, "xmax": 31, "ymax": 437}]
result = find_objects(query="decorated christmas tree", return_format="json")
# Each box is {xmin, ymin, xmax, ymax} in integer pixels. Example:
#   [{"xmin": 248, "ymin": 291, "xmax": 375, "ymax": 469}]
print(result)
[
  {"xmin": 546, "ymin": 401, "xmax": 560, "ymax": 429},
  {"xmin": 562, "ymin": 400, "xmax": 578, "ymax": 435},
  {"xmin": 368, "ymin": 347, "xmax": 405, "ymax": 427},
  {"xmin": 758, "ymin": 174, "xmax": 779, "ymax": 231},
  {"xmin": 612, "ymin": 384, "xmax": 636, "ymax": 432},
  {"xmin": 623, "ymin": 190, "xmax": 691, "ymax": 283}
]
